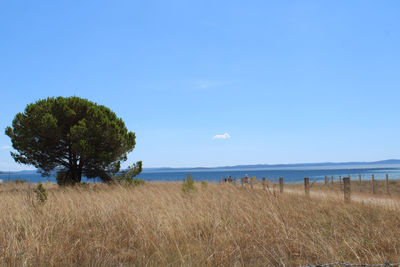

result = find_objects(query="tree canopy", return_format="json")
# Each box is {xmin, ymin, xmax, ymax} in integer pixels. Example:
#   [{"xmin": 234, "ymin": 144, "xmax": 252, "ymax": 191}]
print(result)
[{"xmin": 5, "ymin": 96, "xmax": 141, "ymax": 184}]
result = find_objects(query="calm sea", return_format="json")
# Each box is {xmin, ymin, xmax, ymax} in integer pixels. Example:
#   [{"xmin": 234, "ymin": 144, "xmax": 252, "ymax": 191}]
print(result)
[{"xmin": 1, "ymin": 165, "xmax": 400, "ymax": 183}]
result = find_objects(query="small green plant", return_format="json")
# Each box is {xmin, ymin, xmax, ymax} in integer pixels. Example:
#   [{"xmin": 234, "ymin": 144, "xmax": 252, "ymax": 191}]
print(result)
[
  {"xmin": 33, "ymin": 183, "xmax": 48, "ymax": 203},
  {"xmin": 201, "ymin": 181, "xmax": 208, "ymax": 189},
  {"xmin": 113, "ymin": 162, "xmax": 144, "ymax": 187},
  {"xmin": 182, "ymin": 173, "xmax": 197, "ymax": 193},
  {"xmin": 115, "ymin": 175, "xmax": 145, "ymax": 187},
  {"xmin": 79, "ymin": 182, "xmax": 90, "ymax": 189},
  {"xmin": 56, "ymin": 170, "xmax": 72, "ymax": 186},
  {"xmin": 125, "ymin": 178, "xmax": 145, "ymax": 186},
  {"xmin": 114, "ymin": 173, "xmax": 145, "ymax": 187}
]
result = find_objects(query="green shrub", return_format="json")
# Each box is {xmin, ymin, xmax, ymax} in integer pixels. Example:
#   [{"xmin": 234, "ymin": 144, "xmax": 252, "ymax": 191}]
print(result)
[
  {"xmin": 182, "ymin": 174, "xmax": 197, "ymax": 193},
  {"xmin": 113, "ymin": 162, "xmax": 144, "ymax": 187},
  {"xmin": 115, "ymin": 176, "xmax": 145, "ymax": 187},
  {"xmin": 79, "ymin": 182, "xmax": 90, "ymax": 189},
  {"xmin": 127, "ymin": 178, "xmax": 145, "ymax": 186},
  {"xmin": 33, "ymin": 183, "xmax": 48, "ymax": 203},
  {"xmin": 56, "ymin": 170, "xmax": 70, "ymax": 186}
]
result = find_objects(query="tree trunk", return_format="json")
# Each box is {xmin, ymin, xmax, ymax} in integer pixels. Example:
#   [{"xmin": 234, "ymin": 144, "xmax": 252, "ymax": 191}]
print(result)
[{"xmin": 69, "ymin": 159, "xmax": 82, "ymax": 184}]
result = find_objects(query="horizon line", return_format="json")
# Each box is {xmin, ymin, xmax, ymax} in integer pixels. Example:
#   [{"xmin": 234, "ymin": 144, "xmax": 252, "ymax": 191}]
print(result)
[
  {"xmin": 143, "ymin": 159, "xmax": 400, "ymax": 169},
  {"xmin": 2, "ymin": 159, "xmax": 400, "ymax": 173}
]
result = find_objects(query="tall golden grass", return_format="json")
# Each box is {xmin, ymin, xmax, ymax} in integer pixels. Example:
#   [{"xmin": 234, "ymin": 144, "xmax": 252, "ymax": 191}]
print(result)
[
  {"xmin": 0, "ymin": 181, "xmax": 399, "ymax": 266},
  {"xmin": 282, "ymin": 178, "xmax": 400, "ymax": 196}
]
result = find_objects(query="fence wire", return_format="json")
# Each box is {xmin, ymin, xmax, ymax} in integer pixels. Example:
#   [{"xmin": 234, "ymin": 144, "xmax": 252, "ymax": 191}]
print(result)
[{"xmin": 298, "ymin": 262, "xmax": 400, "ymax": 267}]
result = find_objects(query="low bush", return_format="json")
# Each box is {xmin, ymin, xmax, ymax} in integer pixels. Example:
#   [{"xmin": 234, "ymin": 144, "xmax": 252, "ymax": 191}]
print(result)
[
  {"xmin": 122, "ymin": 177, "xmax": 145, "ymax": 187},
  {"xmin": 56, "ymin": 170, "xmax": 71, "ymax": 186},
  {"xmin": 182, "ymin": 173, "xmax": 197, "ymax": 193},
  {"xmin": 113, "ymin": 162, "xmax": 144, "ymax": 187},
  {"xmin": 33, "ymin": 183, "xmax": 47, "ymax": 203}
]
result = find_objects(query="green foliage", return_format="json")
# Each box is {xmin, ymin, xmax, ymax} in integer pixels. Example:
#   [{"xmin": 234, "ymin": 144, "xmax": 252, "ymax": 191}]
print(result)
[
  {"xmin": 126, "ymin": 178, "xmax": 145, "ymax": 186},
  {"xmin": 56, "ymin": 170, "xmax": 72, "ymax": 186},
  {"xmin": 33, "ymin": 183, "xmax": 48, "ymax": 203},
  {"xmin": 115, "ymin": 176, "xmax": 145, "ymax": 187},
  {"xmin": 113, "ymin": 161, "xmax": 143, "ymax": 186},
  {"xmin": 5, "ymin": 96, "xmax": 139, "ymax": 185},
  {"xmin": 14, "ymin": 179, "xmax": 26, "ymax": 184},
  {"xmin": 116, "ymin": 161, "xmax": 142, "ymax": 180},
  {"xmin": 79, "ymin": 182, "xmax": 90, "ymax": 189},
  {"xmin": 201, "ymin": 180, "xmax": 208, "ymax": 189},
  {"xmin": 182, "ymin": 173, "xmax": 197, "ymax": 193}
]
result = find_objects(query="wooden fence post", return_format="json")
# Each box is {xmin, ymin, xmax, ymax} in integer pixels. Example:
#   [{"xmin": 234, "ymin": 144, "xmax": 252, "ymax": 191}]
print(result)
[
  {"xmin": 279, "ymin": 177, "xmax": 284, "ymax": 193},
  {"xmin": 234, "ymin": 178, "xmax": 237, "ymax": 186},
  {"xmin": 304, "ymin": 177, "xmax": 310, "ymax": 197},
  {"xmin": 324, "ymin": 176, "xmax": 327, "ymax": 185},
  {"xmin": 331, "ymin": 176, "xmax": 333, "ymax": 185},
  {"xmin": 241, "ymin": 178, "xmax": 244, "ymax": 187},
  {"xmin": 250, "ymin": 177, "xmax": 253, "ymax": 189},
  {"xmin": 339, "ymin": 176, "xmax": 342, "ymax": 190},
  {"xmin": 358, "ymin": 174, "xmax": 362, "ymax": 192},
  {"xmin": 262, "ymin": 177, "xmax": 266, "ymax": 190},
  {"xmin": 372, "ymin": 174, "xmax": 375, "ymax": 194},
  {"xmin": 219, "ymin": 178, "xmax": 221, "ymax": 184},
  {"xmin": 386, "ymin": 174, "xmax": 389, "ymax": 195},
  {"xmin": 343, "ymin": 177, "xmax": 350, "ymax": 203}
]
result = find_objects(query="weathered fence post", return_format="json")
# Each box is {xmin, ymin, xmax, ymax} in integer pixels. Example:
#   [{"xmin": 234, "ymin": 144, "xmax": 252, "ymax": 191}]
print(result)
[
  {"xmin": 279, "ymin": 177, "xmax": 284, "ymax": 193},
  {"xmin": 304, "ymin": 177, "xmax": 310, "ymax": 197},
  {"xmin": 358, "ymin": 174, "xmax": 362, "ymax": 192},
  {"xmin": 386, "ymin": 174, "xmax": 389, "ymax": 195},
  {"xmin": 372, "ymin": 174, "xmax": 375, "ymax": 194},
  {"xmin": 339, "ymin": 176, "xmax": 342, "ymax": 190},
  {"xmin": 234, "ymin": 178, "xmax": 237, "ymax": 186},
  {"xmin": 250, "ymin": 177, "xmax": 253, "ymax": 189},
  {"xmin": 219, "ymin": 178, "xmax": 221, "ymax": 184},
  {"xmin": 343, "ymin": 177, "xmax": 350, "ymax": 203},
  {"xmin": 331, "ymin": 176, "xmax": 333, "ymax": 185},
  {"xmin": 324, "ymin": 176, "xmax": 327, "ymax": 185},
  {"xmin": 262, "ymin": 177, "xmax": 266, "ymax": 190}
]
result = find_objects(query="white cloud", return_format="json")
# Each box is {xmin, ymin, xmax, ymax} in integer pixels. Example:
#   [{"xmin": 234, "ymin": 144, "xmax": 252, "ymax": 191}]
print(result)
[
  {"xmin": 0, "ymin": 146, "xmax": 11, "ymax": 150},
  {"xmin": 213, "ymin": 133, "xmax": 231, "ymax": 140}
]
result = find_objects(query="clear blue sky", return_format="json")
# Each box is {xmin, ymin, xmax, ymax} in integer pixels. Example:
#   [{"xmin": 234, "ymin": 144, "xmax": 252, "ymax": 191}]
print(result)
[{"xmin": 1, "ymin": 1, "xmax": 400, "ymax": 170}]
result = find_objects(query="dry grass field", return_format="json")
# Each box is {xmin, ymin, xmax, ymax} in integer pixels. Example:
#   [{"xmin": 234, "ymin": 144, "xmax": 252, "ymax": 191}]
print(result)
[
  {"xmin": 281, "ymin": 178, "xmax": 400, "ymax": 196},
  {"xmin": 1, "ymin": 181, "xmax": 400, "ymax": 266}
]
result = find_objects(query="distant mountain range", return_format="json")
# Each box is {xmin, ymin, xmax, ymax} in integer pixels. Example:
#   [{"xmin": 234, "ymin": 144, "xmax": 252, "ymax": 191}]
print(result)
[{"xmin": 2, "ymin": 159, "xmax": 400, "ymax": 174}]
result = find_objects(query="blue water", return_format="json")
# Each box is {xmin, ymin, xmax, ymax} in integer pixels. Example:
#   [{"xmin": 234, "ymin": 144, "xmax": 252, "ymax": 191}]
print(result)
[
  {"xmin": 2, "ymin": 165, "xmax": 400, "ymax": 183},
  {"xmin": 0, "ymin": 173, "xmax": 99, "ymax": 183},
  {"xmin": 138, "ymin": 166, "xmax": 400, "ymax": 183}
]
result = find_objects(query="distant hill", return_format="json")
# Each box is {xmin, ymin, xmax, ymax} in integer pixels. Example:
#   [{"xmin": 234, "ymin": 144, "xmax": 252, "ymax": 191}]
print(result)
[{"xmin": 142, "ymin": 159, "xmax": 400, "ymax": 172}]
